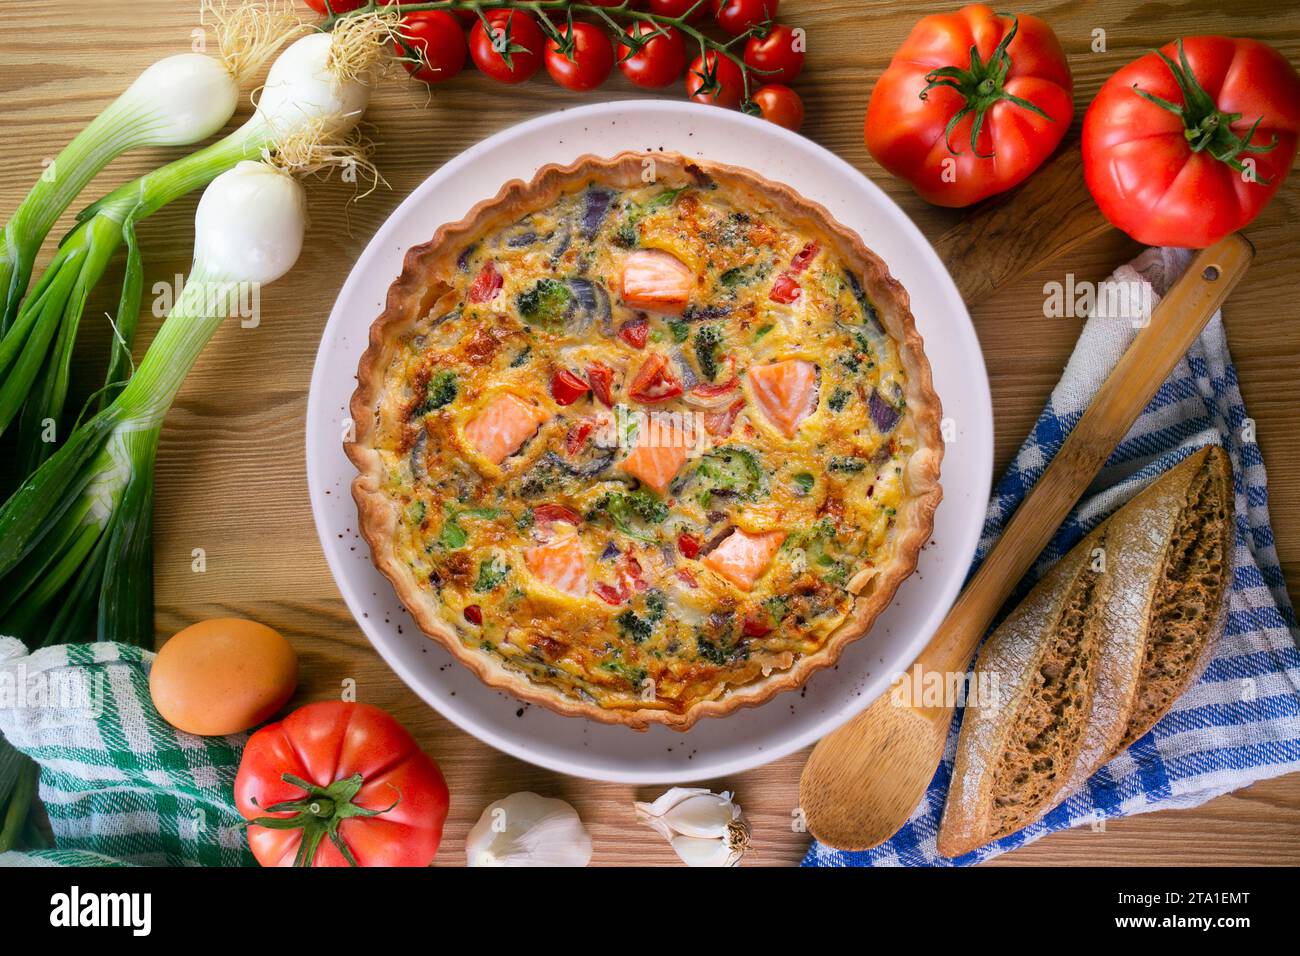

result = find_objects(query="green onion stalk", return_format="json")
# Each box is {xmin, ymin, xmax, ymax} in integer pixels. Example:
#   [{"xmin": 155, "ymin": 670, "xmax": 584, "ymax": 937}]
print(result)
[
  {"xmin": 0, "ymin": 158, "xmax": 308, "ymax": 845},
  {"xmin": 0, "ymin": 24, "xmax": 374, "ymax": 477},
  {"xmin": 0, "ymin": 55, "xmax": 245, "ymax": 337}
]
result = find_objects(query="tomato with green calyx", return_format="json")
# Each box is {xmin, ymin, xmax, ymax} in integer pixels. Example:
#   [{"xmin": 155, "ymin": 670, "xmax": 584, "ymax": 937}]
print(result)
[
  {"xmin": 712, "ymin": 0, "xmax": 777, "ymax": 38},
  {"xmin": 649, "ymin": 0, "xmax": 709, "ymax": 22},
  {"xmin": 687, "ymin": 51, "xmax": 745, "ymax": 108},
  {"xmin": 618, "ymin": 22, "xmax": 688, "ymax": 89},
  {"xmin": 865, "ymin": 4, "xmax": 1072, "ymax": 207},
  {"xmin": 235, "ymin": 701, "xmax": 449, "ymax": 867},
  {"xmin": 546, "ymin": 21, "xmax": 615, "ymax": 92},
  {"xmin": 470, "ymin": 9, "xmax": 545, "ymax": 85},
  {"xmin": 743, "ymin": 23, "xmax": 803, "ymax": 86},
  {"xmin": 1083, "ymin": 36, "xmax": 1300, "ymax": 248},
  {"xmin": 394, "ymin": 11, "xmax": 467, "ymax": 85}
]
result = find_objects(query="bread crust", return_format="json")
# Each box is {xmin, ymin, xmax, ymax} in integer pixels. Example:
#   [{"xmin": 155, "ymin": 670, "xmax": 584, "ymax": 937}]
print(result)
[
  {"xmin": 346, "ymin": 152, "xmax": 943, "ymax": 730},
  {"xmin": 938, "ymin": 446, "xmax": 1233, "ymax": 855}
]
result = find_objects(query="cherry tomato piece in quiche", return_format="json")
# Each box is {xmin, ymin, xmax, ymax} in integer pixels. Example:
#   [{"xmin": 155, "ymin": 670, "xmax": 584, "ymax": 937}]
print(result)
[
  {"xmin": 395, "ymin": 11, "xmax": 467, "ymax": 85},
  {"xmin": 686, "ymin": 52, "xmax": 746, "ymax": 109},
  {"xmin": 769, "ymin": 272, "xmax": 801, "ymax": 303},
  {"xmin": 1083, "ymin": 36, "xmax": 1300, "ymax": 248},
  {"xmin": 619, "ymin": 316, "xmax": 651, "ymax": 349},
  {"xmin": 587, "ymin": 361, "xmax": 616, "ymax": 405},
  {"xmin": 535, "ymin": 503, "xmax": 583, "ymax": 527},
  {"xmin": 464, "ymin": 605, "xmax": 483, "ymax": 625},
  {"xmin": 865, "ymin": 4, "xmax": 1073, "ymax": 207},
  {"xmin": 743, "ymin": 24, "xmax": 804, "ymax": 86},
  {"xmin": 467, "ymin": 260, "xmax": 502, "ymax": 303},
  {"xmin": 628, "ymin": 352, "xmax": 685, "ymax": 405},
  {"xmin": 545, "ymin": 21, "xmax": 615, "ymax": 92},
  {"xmin": 678, "ymin": 533, "xmax": 702, "ymax": 558},
  {"xmin": 469, "ymin": 9, "xmax": 545, "ymax": 85},
  {"xmin": 750, "ymin": 84, "xmax": 804, "ymax": 131},
  {"xmin": 235, "ymin": 701, "xmax": 449, "ymax": 867},
  {"xmin": 621, "ymin": 249, "xmax": 693, "ymax": 314},
  {"xmin": 712, "ymin": 0, "xmax": 778, "ymax": 37},
  {"xmin": 618, "ymin": 23, "xmax": 688, "ymax": 89},
  {"xmin": 551, "ymin": 369, "xmax": 592, "ymax": 405}
]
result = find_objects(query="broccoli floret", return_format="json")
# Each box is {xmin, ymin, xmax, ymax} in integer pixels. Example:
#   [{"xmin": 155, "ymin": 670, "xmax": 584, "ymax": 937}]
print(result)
[
  {"xmin": 517, "ymin": 279, "xmax": 572, "ymax": 326},
  {"xmin": 473, "ymin": 555, "xmax": 509, "ymax": 592},
  {"xmin": 694, "ymin": 325, "xmax": 724, "ymax": 381},
  {"xmin": 415, "ymin": 370, "xmax": 457, "ymax": 414},
  {"xmin": 616, "ymin": 610, "xmax": 653, "ymax": 644}
]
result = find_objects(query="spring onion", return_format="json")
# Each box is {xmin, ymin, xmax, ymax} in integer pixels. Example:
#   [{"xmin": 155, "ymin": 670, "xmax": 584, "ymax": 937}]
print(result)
[
  {"xmin": 0, "ymin": 160, "xmax": 308, "ymax": 647},
  {"xmin": 0, "ymin": 52, "xmax": 243, "ymax": 335},
  {"xmin": 0, "ymin": 26, "xmax": 377, "ymax": 473}
]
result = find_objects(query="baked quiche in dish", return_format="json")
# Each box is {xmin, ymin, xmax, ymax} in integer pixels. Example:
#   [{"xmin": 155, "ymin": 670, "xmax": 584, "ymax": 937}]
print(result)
[{"xmin": 348, "ymin": 152, "xmax": 942, "ymax": 730}]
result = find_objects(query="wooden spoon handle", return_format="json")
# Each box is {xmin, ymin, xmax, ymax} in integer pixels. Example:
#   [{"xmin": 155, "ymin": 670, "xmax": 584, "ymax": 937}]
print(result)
[{"xmin": 924, "ymin": 234, "xmax": 1254, "ymax": 679}]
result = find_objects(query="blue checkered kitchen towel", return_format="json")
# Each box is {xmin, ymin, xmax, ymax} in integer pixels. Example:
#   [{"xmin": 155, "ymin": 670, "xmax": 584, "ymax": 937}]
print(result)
[{"xmin": 805, "ymin": 247, "xmax": 1300, "ymax": 866}]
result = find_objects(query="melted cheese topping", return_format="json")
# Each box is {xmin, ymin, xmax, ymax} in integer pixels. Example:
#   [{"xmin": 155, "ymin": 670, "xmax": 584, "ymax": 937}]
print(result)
[{"xmin": 370, "ymin": 175, "xmax": 919, "ymax": 715}]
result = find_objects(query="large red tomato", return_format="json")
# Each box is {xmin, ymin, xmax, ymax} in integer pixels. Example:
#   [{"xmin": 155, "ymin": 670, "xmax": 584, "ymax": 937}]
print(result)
[
  {"xmin": 865, "ymin": 4, "xmax": 1073, "ymax": 207},
  {"xmin": 235, "ymin": 702, "xmax": 449, "ymax": 867},
  {"xmin": 1083, "ymin": 36, "xmax": 1300, "ymax": 248}
]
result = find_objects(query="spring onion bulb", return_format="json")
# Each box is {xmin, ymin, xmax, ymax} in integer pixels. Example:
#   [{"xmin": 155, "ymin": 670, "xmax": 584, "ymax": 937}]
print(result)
[
  {"xmin": 0, "ymin": 1, "xmax": 302, "ymax": 334},
  {"xmin": 0, "ymin": 161, "xmax": 307, "ymax": 650},
  {"xmin": 0, "ymin": 25, "xmax": 378, "ymax": 474}
]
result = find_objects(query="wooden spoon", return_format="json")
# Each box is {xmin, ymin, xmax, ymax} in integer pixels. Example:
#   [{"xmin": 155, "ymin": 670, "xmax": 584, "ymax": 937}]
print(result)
[{"xmin": 799, "ymin": 233, "xmax": 1255, "ymax": 852}]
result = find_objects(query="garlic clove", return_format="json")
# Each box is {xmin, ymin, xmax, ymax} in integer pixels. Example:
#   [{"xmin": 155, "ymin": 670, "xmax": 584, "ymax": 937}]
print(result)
[
  {"xmin": 635, "ymin": 786, "xmax": 749, "ymax": 867},
  {"xmin": 670, "ymin": 834, "xmax": 740, "ymax": 867},
  {"xmin": 662, "ymin": 792, "xmax": 737, "ymax": 839},
  {"xmin": 466, "ymin": 791, "xmax": 593, "ymax": 867}
]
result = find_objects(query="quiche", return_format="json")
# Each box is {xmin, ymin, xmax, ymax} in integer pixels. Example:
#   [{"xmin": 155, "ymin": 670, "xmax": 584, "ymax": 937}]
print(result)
[{"xmin": 348, "ymin": 152, "xmax": 942, "ymax": 730}]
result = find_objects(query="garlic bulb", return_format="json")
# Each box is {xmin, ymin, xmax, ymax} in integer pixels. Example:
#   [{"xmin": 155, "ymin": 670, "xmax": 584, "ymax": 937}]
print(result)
[
  {"xmin": 634, "ymin": 788, "xmax": 750, "ymax": 867},
  {"xmin": 465, "ymin": 792, "xmax": 593, "ymax": 867}
]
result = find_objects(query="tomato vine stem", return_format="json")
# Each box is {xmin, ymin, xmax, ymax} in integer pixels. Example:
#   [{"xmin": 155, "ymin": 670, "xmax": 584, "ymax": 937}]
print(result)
[{"xmin": 321, "ymin": 0, "xmax": 769, "ymax": 104}]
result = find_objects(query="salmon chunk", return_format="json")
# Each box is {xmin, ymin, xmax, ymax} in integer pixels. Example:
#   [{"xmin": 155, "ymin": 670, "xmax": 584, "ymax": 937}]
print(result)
[
  {"xmin": 619, "ymin": 418, "xmax": 690, "ymax": 494},
  {"xmin": 525, "ymin": 529, "xmax": 590, "ymax": 597},
  {"xmin": 748, "ymin": 360, "xmax": 818, "ymax": 438},
  {"xmin": 702, "ymin": 528, "xmax": 786, "ymax": 591},
  {"xmin": 464, "ymin": 393, "xmax": 548, "ymax": 464},
  {"xmin": 620, "ymin": 250, "xmax": 693, "ymax": 315}
]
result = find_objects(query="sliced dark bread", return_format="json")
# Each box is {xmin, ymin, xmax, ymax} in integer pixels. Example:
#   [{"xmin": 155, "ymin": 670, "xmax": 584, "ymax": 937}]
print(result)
[
  {"xmin": 938, "ymin": 445, "xmax": 1234, "ymax": 857},
  {"xmin": 937, "ymin": 541, "xmax": 1106, "ymax": 857},
  {"xmin": 1117, "ymin": 446, "xmax": 1232, "ymax": 749}
]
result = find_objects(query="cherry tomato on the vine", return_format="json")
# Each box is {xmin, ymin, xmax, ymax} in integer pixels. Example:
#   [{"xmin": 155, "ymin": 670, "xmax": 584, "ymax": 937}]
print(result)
[
  {"xmin": 469, "ymin": 9, "xmax": 545, "ymax": 85},
  {"xmin": 712, "ymin": 0, "xmax": 778, "ymax": 37},
  {"xmin": 304, "ymin": 0, "xmax": 364, "ymax": 13},
  {"xmin": 686, "ymin": 51, "xmax": 745, "ymax": 108},
  {"xmin": 750, "ymin": 84, "xmax": 803, "ymax": 130},
  {"xmin": 395, "ymin": 11, "xmax": 467, "ymax": 85},
  {"xmin": 618, "ymin": 22, "xmax": 688, "ymax": 89},
  {"xmin": 743, "ymin": 24, "xmax": 803, "ymax": 85},
  {"xmin": 546, "ymin": 21, "xmax": 615, "ymax": 91},
  {"xmin": 649, "ymin": 0, "xmax": 710, "ymax": 22}
]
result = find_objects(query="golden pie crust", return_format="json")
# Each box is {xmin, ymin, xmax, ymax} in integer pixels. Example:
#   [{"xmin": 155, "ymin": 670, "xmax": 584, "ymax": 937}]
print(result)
[{"xmin": 347, "ymin": 152, "xmax": 943, "ymax": 730}]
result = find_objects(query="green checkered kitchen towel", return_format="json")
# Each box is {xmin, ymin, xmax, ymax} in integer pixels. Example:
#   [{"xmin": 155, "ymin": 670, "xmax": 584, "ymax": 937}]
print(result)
[{"xmin": 0, "ymin": 637, "xmax": 253, "ymax": 866}]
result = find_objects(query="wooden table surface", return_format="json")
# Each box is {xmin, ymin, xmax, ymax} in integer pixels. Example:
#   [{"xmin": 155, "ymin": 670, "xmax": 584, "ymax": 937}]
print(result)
[{"xmin": 2, "ymin": 0, "xmax": 1298, "ymax": 866}]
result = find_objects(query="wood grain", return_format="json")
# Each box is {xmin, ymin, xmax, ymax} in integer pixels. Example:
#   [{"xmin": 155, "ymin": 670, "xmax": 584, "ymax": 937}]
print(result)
[
  {"xmin": 801, "ymin": 238, "xmax": 1255, "ymax": 851},
  {"xmin": 1, "ymin": 0, "xmax": 1297, "ymax": 866}
]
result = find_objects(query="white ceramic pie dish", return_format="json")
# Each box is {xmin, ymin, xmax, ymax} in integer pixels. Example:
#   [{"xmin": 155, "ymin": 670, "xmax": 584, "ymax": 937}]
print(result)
[{"xmin": 305, "ymin": 99, "xmax": 992, "ymax": 784}]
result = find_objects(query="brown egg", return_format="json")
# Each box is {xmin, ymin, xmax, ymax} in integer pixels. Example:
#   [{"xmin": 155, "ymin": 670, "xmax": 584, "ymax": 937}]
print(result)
[{"xmin": 150, "ymin": 618, "xmax": 298, "ymax": 736}]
